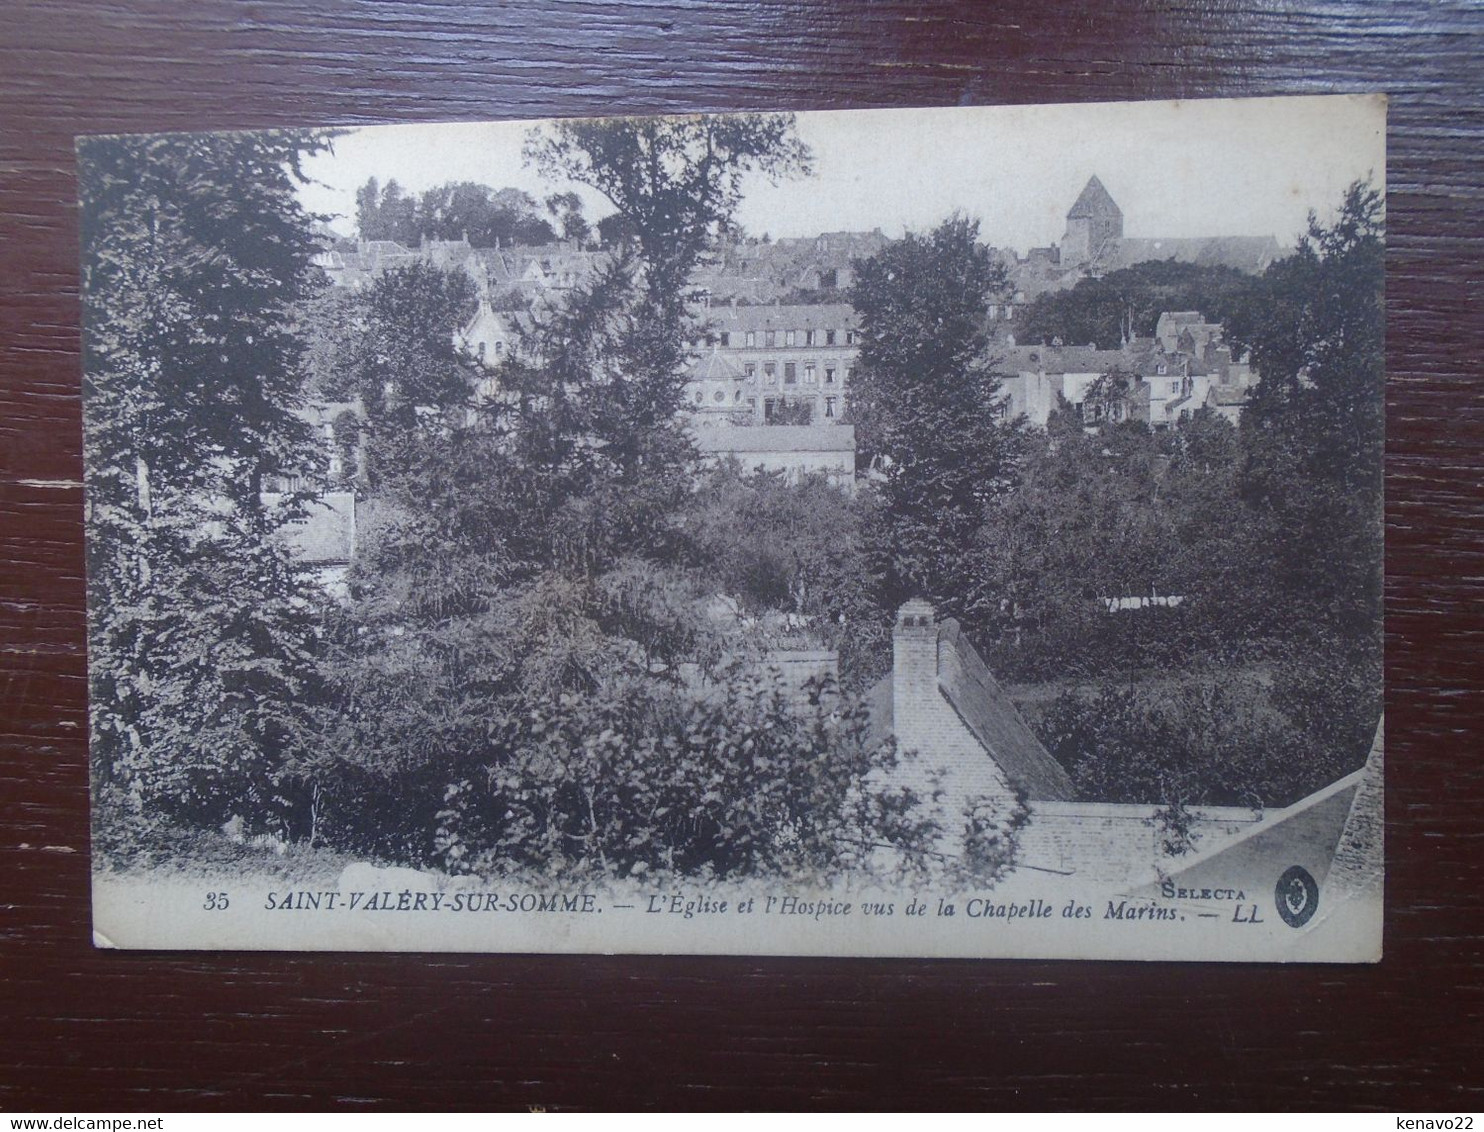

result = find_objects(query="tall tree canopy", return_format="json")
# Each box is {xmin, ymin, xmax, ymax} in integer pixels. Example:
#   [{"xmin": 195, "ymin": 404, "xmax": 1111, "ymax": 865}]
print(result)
[
  {"xmin": 526, "ymin": 113, "xmax": 812, "ymax": 303},
  {"xmin": 847, "ymin": 215, "xmax": 1021, "ymax": 612},
  {"xmin": 1019, "ymin": 260, "xmax": 1259, "ymax": 349},
  {"xmin": 1227, "ymin": 180, "xmax": 1385, "ymax": 643},
  {"xmin": 80, "ymin": 129, "xmax": 332, "ymax": 827},
  {"xmin": 354, "ymin": 178, "xmax": 556, "ymax": 247}
]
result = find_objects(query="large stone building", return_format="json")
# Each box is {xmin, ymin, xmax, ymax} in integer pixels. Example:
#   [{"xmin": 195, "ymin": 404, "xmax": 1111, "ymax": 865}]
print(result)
[{"xmin": 683, "ymin": 302, "xmax": 860, "ymax": 427}]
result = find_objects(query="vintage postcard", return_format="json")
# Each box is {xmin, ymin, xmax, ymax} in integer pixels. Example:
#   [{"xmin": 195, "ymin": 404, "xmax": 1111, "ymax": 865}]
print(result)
[{"xmin": 82, "ymin": 95, "xmax": 1386, "ymax": 959}]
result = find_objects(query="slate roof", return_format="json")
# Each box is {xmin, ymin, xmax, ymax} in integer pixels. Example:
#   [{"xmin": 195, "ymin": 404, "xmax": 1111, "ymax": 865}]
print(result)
[
  {"xmin": 935, "ymin": 618, "xmax": 1076, "ymax": 801},
  {"xmin": 688, "ymin": 346, "xmax": 746, "ymax": 382},
  {"xmin": 1327, "ymin": 718, "xmax": 1384, "ymax": 898},
  {"xmin": 1067, "ymin": 175, "xmax": 1122, "ymax": 221},
  {"xmin": 692, "ymin": 424, "xmax": 856, "ymax": 454},
  {"xmin": 1110, "ymin": 235, "xmax": 1281, "ymax": 273},
  {"xmin": 705, "ymin": 303, "xmax": 858, "ymax": 334},
  {"xmin": 865, "ymin": 614, "xmax": 1075, "ymax": 802}
]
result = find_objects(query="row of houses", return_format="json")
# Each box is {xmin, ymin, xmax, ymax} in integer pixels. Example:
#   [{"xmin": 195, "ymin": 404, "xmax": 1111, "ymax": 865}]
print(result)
[{"xmin": 995, "ymin": 312, "xmax": 1256, "ymax": 430}]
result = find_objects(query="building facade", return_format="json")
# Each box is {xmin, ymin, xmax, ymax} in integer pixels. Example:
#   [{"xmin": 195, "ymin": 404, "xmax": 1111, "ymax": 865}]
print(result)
[{"xmin": 683, "ymin": 302, "xmax": 860, "ymax": 426}]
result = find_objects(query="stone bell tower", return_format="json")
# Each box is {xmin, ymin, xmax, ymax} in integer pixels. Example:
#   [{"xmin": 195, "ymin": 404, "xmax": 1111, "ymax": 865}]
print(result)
[{"xmin": 1061, "ymin": 175, "xmax": 1123, "ymax": 267}]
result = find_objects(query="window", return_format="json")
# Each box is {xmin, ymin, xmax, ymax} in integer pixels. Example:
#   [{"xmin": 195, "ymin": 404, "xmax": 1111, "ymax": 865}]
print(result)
[
  {"xmin": 804, "ymin": 329, "xmax": 816, "ymax": 346},
  {"xmin": 495, "ymin": 341, "xmax": 504, "ymax": 355},
  {"xmin": 764, "ymin": 362, "xmax": 777, "ymax": 384},
  {"xmin": 784, "ymin": 362, "xmax": 797, "ymax": 384},
  {"xmin": 1004, "ymin": 306, "xmax": 1014, "ymax": 319},
  {"xmin": 744, "ymin": 363, "xmax": 757, "ymax": 378},
  {"xmin": 824, "ymin": 396, "xmax": 838, "ymax": 419},
  {"xmin": 825, "ymin": 329, "xmax": 837, "ymax": 346},
  {"xmin": 824, "ymin": 366, "xmax": 836, "ymax": 384},
  {"xmin": 765, "ymin": 330, "xmax": 776, "ymax": 348},
  {"xmin": 1169, "ymin": 379, "xmax": 1179, "ymax": 394},
  {"xmin": 476, "ymin": 341, "xmax": 486, "ymax": 360},
  {"xmin": 714, "ymin": 390, "xmax": 726, "ymax": 403},
  {"xmin": 746, "ymin": 331, "xmax": 756, "ymax": 347},
  {"xmin": 694, "ymin": 390, "xmax": 704, "ymax": 404},
  {"xmin": 785, "ymin": 330, "xmax": 796, "ymax": 347},
  {"xmin": 845, "ymin": 330, "xmax": 857, "ymax": 345},
  {"xmin": 842, "ymin": 366, "xmax": 851, "ymax": 384},
  {"xmin": 804, "ymin": 362, "xmax": 816, "ymax": 384},
  {"xmin": 720, "ymin": 332, "xmax": 731, "ymax": 347},
  {"xmin": 735, "ymin": 390, "xmax": 743, "ymax": 402},
  {"xmin": 987, "ymin": 305, "xmax": 997, "ymax": 319},
  {"xmin": 764, "ymin": 398, "xmax": 776, "ymax": 420}
]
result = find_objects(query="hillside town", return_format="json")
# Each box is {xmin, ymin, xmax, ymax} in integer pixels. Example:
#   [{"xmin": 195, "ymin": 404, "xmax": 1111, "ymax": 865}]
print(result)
[
  {"xmin": 82, "ymin": 111, "xmax": 1383, "ymax": 910},
  {"xmin": 302, "ymin": 176, "xmax": 1271, "ymax": 493}
]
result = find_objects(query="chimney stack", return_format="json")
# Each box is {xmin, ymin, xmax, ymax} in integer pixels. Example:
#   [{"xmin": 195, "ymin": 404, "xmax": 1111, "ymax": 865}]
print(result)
[{"xmin": 893, "ymin": 599, "xmax": 939, "ymax": 745}]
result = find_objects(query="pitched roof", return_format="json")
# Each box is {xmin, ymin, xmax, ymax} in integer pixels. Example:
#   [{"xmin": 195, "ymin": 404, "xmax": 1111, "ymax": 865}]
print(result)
[
  {"xmin": 1111, "ymin": 235, "xmax": 1281, "ymax": 273},
  {"xmin": 934, "ymin": 618, "xmax": 1076, "ymax": 801},
  {"xmin": 692, "ymin": 424, "xmax": 856, "ymax": 454},
  {"xmin": 705, "ymin": 303, "xmax": 858, "ymax": 333},
  {"xmin": 864, "ymin": 615, "xmax": 1075, "ymax": 802},
  {"xmin": 688, "ymin": 345, "xmax": 745, "ymax": 382},
  {"xmin": 1067, "ymin": 175, "xmax": 1122, "ymax": 221},
  {"xmin": 1327, "ymin": 718, "xmax": 1384, "ymax": 899}
]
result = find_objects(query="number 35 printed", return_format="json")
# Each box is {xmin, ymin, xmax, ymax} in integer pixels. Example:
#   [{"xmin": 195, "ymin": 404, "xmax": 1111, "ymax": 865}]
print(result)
[{"xmin": 203, "ymin": 892, "xmax": 229, "ymax": 911}]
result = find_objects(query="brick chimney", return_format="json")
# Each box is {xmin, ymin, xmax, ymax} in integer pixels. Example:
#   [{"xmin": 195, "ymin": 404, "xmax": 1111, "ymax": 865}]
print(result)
[{"xmin": 893, "ymin": 599, "xmax": 939, "ymax": 750}]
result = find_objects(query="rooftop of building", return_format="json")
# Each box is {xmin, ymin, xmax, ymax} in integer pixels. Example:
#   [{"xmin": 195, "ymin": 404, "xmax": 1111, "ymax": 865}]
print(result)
[
  {"xmin": 865, "ymin": 607, "xmax": 1076, "ymax": 803},
  {"xmin": 703, "ymin": 302, "xmax": 858, "ymax": 331},
  {"xmin": 692, "ymin": 424, "xmax": 857, "ymax": 453},
  {"xmin": 1066, "ymin": 175, "xmax": 1122, "ymax": 221}
]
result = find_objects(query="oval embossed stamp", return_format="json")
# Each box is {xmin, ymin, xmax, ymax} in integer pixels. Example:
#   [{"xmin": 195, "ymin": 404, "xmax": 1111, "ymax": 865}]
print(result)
[{"xmin": 1275, "ymin": 865, "xmax": 1319, "ymax": 928}]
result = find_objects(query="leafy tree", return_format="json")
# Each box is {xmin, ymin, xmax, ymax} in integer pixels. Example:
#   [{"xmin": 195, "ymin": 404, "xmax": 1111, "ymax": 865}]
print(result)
[
  {"xmin": 297, "ymin": 113, "xmax": 963, "ymax": 880},
  {"xmin": 544, "ymin": 190, "xmax": 590, "ymax": 243},
  {"xmin": 431, "ymin": 670, "xmax": 938, "ymax": 882},
  {"xmin": 79, "ymin": 129, "xmax": 332, "ymax": 834},
  {"xmin": 415, "ymin": 182, "xmax": 554, "ymax": 246},
  {"xmin": 526, "ymin": 113, "xmax": 812, "ymax": 305},
  {"xmin": 354, "ymin": 175, "xmax": 382, "ymax": 240},
  {"xmin": 353, "ymin": 178, "xmax": 556, "ymax": 247},
  {"xmin": 352, "ymin": 261, "xmax": 478, "ymax": 429},
  {"xmin": 847, "ymin": 215, "xmax": 1022, "ymax": 613},
  {"xmin": 595, "ymin": 210, "xmax": 635, "ymax": 248},
  {"xmin": 681, "ymin": 464, "xmax": 889, "ymax": 685},
  {"xmin": 1020, "ymin": 259, "xmax": 1260, "ymax": 349},
  {"xmin": 1227, "ymin": 181, "xmax": 1384, "ymax": 645},
  {"xmin": 354, "ymin": 177, "xmax": 418, "ymax": 244}
]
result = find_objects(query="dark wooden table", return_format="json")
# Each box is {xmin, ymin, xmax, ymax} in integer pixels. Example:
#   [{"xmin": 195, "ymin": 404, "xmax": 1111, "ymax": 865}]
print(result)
[{"xmin": 3, "ymin": 0, "xmax": 1481, "ymax": 1111}]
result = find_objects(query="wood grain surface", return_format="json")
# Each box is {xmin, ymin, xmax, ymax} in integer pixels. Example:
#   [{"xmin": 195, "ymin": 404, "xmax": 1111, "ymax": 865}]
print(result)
[{"xmin": 2, "ymin": 0, "xmax": 1481, "ymax": 1111}]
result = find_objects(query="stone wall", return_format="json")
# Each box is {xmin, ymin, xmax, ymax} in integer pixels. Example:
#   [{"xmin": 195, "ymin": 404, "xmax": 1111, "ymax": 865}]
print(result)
[{"xmin": 1018, "ymin": 801, "xmax": 1266, "ymax": 885}]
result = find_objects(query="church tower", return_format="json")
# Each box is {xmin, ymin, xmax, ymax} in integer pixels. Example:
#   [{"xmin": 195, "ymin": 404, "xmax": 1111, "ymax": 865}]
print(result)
[{"xmin": 1061, "ymin": 175, "xmax": 1123, "ymax": 266}]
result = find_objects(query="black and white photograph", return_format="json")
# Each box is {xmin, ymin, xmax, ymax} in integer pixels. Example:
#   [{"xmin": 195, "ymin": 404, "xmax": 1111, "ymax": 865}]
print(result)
[{"xmin": 82, "ymin": 95, "xmax": 1385, "ymax": 959}]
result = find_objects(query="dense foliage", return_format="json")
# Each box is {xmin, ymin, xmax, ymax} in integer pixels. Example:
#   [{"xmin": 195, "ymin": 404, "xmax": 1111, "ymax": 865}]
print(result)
[
  {"xmin": 84, "ymin": 116, "xmax": 1384, "ymax": 877},
  {"xmin": 846, "ymin": 216, "xmax": 1023, "ymax": 614},
  {"xmin": 80, "ymin": 129, "xmax": 333, "ymax": 832},
  {"xmin": 1019, "ymin": 260, "xmax": 1260, "ymax": 349},
  {"xmin": 355, "ymin": 178, "xmax": 558, "ymax": 247}
]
